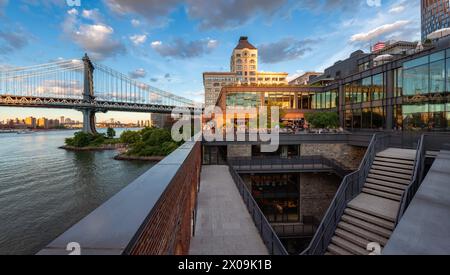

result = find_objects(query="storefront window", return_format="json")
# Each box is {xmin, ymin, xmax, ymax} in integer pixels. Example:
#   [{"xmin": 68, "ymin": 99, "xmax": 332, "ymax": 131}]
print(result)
[
  {"xmin": 372, "ymin": 73, "xmax": 384, "ymax": 100},
  {"xmin": 331, "ymin": 90, "xmax": 338, "ymax": 108},
  {"xmin": 429, "ymin": 104, "xmax": 446, "ymax": 130},
  {"xmin": 403, "ymin": 64, "xmax": 429, "ymax": 96},
  {"xmin": 250, "ymin": 174, "xmax": 300, "ymax": 223},
  {"xmin": 402, "ymin": 104, "xmax": 429, "ymax": 131},
  {"xmin": 362, "ymin": 108, "xmax": 371, "ymax": 129},
  {"xmin": 372, "ymin": 107, "xmax": 385, "ymax": 129},
  {"xmin": 352, "ymin": 109, "xmax": 362, "ymax": 129},
  {"xmin": 362, "ymin": 77, "xmax": 371, "ymax": 102},
  {"xmin": 430, "ymin": 59, "xmax": 446, "ymax": 94},
  {"xmin": 227, "ymin": 92, "xmax": 260, "ymax": 108},
  {"xmin": 394, "ymin": 68, "xmax": 403, "ymax": 98}
]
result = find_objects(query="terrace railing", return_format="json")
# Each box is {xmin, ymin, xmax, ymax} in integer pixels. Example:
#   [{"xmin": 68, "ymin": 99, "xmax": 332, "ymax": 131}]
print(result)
[
  {"xmin": 300, "ymin": 133, "xmax": 390, "ymax": 255},
  {"xmin": 228, "ymin": 165, "xmax": 289, "ymax": 255}
]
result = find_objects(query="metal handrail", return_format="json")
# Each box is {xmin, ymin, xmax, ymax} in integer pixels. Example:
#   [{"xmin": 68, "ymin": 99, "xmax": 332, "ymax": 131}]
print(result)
[
  {"xmin": 300, "ymin": 133, "xmax": 390, "ymax": 255},
  {"xmin": 228, "ymin": 156, "xmax": 350, "ymax": 178},
  {"xmin": 228, "ymin": 165, "xmax": 289, "ymax": 255},
  {"xmin": 395, "ymin": 134, "xmax": 426, "ymax": 225}
]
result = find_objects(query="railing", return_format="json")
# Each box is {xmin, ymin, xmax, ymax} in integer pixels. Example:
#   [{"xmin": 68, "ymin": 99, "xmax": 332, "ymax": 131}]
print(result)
[
  {"xmin": 300, "ymin": 133, "xmax": 389, "ymax": 255},
  {"xmin": 272, "ymin": 219, "xmax": 319, "ymax": 239},
  {"xmin": 228, "ymin": 156, "xmax": 350, "ymax": 178},
  {"xmin": 395, "ymin": 134, "xmax": 425, "ymax": 226},
  {"xmin": 394, "ymin": 133, "xmax": 450, "ymax": 225},
  {"xmin": 228, "ymin": 165, "xmax": 289, "ymax": 255}
]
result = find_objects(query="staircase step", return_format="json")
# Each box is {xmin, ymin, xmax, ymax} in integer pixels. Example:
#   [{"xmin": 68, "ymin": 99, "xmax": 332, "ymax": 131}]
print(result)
[
  {"xmin": 362, "ymin": 188, "xmax": 402, "ymax": 202},
  {"xmin": 327, "ymin": 243, "xmax": 352, "ymax": 255},
  {"xmin": 364, "ymin": 183, "xmax": 405, "ymax": 195},
  {"xmin": 366, "ymin": 178, "xmax": 408, "ymax": 189},
  {"xmin": 375, "ymin": 156, "xmax": 415, "ymax": 165},
  {"xmin": 344, "ymin": 208, "xmax": 395, "ymax": 230},
  {"xmin": 338, "ymin": 221, "xmax": 388, "ymax": 246},
  {"xmin": 373, "ymin": 161, "xmax": 414, "ymax": 170},
  {"xmin": 331, "ymin": 236, "xmax": 369, "ymax": 255},
  {"xmin": 369, "ymin": 169, "xmax": 412, "ymax": 180},
  {"xmin": 348, "ymin": 193, "xmax": 399, "ymax": 222},
  {"xmin": 367, "ymin": 174, "xmax": 411, "ymax": 185},
  {"xmin": 324, "ymin": 252, "xmax": 334, "ymax": 256},
  {"xmin": 371, "ymin": 165, "xmax": 413, "ymax": 175},
  {"xmin": 335, "ymin": 228, "xmax": 372, "ymax": 249},
  {"xmin": 341, "ymin": 215, "xmax": 393, "ymax": 238}
]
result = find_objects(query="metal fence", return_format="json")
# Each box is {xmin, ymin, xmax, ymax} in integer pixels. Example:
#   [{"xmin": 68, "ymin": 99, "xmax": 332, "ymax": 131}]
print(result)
[
  {"xmin": 300, "ymin": 134, "xmax": 390, "ymax": 255},
  {"xmin": 228, "ymin": 156, "xmax": 350, "ymax": 178},
  {"xmin": 228, "ymin": 165, "xmax": 289, "ymax": 255}
]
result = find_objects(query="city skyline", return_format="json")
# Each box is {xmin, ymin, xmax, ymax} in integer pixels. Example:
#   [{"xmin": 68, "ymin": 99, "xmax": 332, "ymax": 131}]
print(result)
[{"xmin": 0, "ymin": 0, "xmax": 420, "ymax": 122}]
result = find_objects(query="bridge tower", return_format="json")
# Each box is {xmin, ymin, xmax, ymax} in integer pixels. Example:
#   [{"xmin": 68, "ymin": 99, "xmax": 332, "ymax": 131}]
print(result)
[{"xmin": 81, "ymin": 54, "xmax": 98, "ymax": 134}]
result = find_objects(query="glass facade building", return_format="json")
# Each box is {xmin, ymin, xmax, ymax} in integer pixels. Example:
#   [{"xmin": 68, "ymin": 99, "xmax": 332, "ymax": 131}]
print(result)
[
  {"xmin": 421, "ymin": 0, "xmax": 450, "ymax": 40},
  {"xmin": 341, "ymin": 47, "xmax": 450, "ymax": 131}
]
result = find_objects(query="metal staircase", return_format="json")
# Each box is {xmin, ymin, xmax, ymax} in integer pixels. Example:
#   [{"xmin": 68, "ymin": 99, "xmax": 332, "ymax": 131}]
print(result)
[
  {"xmin": 326, "ymin": 148, "xmax": 416, "ymax": 255},
  {"xmin": 301, "ymin": 133, "xmax": 425, "ymax": 255}
]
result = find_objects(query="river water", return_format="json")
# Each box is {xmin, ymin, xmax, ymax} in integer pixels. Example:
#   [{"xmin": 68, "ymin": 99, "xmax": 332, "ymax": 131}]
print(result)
[{"xmin": 0, "ymin": 129, "xmax": 154, "ymax": 255}]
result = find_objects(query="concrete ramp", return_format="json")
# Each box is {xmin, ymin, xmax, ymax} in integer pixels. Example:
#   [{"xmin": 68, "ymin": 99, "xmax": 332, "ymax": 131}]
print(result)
[
  {"xmin": 383, "ymin": 150, "xmax": 450, "ymax": 255},
  {"xmin": 189, "ymin": 166, "xmax": 268, "ymax": 255}
]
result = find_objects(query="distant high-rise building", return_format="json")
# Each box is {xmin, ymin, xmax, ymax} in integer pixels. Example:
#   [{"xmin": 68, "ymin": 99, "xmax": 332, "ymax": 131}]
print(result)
[
  {"xmin": 60, "ymin": 116, "xmax": 65, "ymax": 125},
  {"xmin": 25, "ymin": 117, "xmax": 36, "ymax": 128},
  {"xmin": 203, "ymin": 36, "xmax": 288, "ymax": 107},
  {"xmin": 421, "ymin": 0, "xmax": 450, "ymax": 40},
  {"xmin": 37, "ymin": 118, "xmax": 49, "ymax": 129}
]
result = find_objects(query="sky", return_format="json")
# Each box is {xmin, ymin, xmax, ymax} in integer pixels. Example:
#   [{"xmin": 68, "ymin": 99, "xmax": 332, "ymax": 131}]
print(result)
[{"xmin": 0, "ymin": 0, "xmax": 421, "ymax": 123}]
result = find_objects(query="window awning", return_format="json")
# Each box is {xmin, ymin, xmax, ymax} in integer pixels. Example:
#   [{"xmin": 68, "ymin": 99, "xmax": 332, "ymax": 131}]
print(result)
[{"xmin": 282, "ymin": 113, "xmax": 304, "ymax": 121}]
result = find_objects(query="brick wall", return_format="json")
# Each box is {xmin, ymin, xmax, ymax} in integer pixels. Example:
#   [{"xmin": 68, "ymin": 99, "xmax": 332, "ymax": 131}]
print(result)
[
  {"xmin": 227, "ymin": 144, "xmax": 252, "ymax": 158},
  {"xmin": 127, "ymin": 142, "xmax": 202, "ymax": 255},
  {"xmin": 299, "ymin": 173, "xmax": 341, "ymax": 222},
  {"xmin": 300, "ymin": 144, "xmax": 366, "ymax": 170}
]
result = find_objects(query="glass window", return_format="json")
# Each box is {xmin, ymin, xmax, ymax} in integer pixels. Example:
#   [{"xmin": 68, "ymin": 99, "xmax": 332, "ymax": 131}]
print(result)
[
  {"xmin": 362, "ymin": 108, "xmax": 371, "ymax": 129},
  {"xmin": 372, "ymin": 74, "xmax": 384, "ymax": 100},
  {"xmin": 447, "ymin": 103, "xmax": 450, "ymax": 130},
  {"xmin": 372, "ymin": 107, "xmax": 385, "ymax": 129},
  {"xmin": 430, "ymin": 60, "xmax": 446, "ymax": 94},
  {"xmin": 447, "ymin": 58, "xmax": 450, "ymax": 93},
  {"xmin": 429, "ymin": 104, "xmax": 446, "ymax": 130},
  {"xmin": 430, "ymin": 50, "xmax": 445, "ymax": 63},
  {"xmin": 330, "ymin": 90, "xmax": 338, "ymax": 109},
  {"xmin": 352, "ymin": 109, "xmax": 362, "ymax": 129},
  {"xmin": 402, "ymin": 104, "xmax": 429, "ymax": 131},
  {"xmin": 362, "ymin": 77, "xmax": 371, "ymax": 101},
  {"xmin": 394, "ymin": 68, "xmax": 403, "ymax": 98},
  {"xmin": 403, "ymin": 64, "xmax": 429, "ymax": 96},
  {"xmin": 404, "ymin": 56, "xmax": 429, "ymax": 69}
]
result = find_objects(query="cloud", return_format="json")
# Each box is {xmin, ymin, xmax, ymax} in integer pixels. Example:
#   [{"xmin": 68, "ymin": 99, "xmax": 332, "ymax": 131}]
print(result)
[
  {"xmin": 131, "ymin": 19, "xmax": 140, "ymax": 27},
  {"xmin": 81, "ymin": 9, "xmax": 104, "ymax": 23},
  {"xmin": 350, "ymin": 20, "xmax": 410, "ymax": 42},
  {"xmin": 0, "ymin": 27, "xmax": 29, "ymax": 54},
  {"xmin": 259, "ymin": 38, "xmax": 318, "ymax": 64},
  {"xmin": 104, "ymin": 0, "xmax": 180, "ymax": 24},
  {"xmin": 185, "ymin": 0, "xmax": 288, "ymax": 30},
  {"xmin": 129, "ymin": 34, "xmax": 147, "ymax": 46},
  {"xmin": 151, "ymin": 38, "xmax": 218, "ymax": 59},
  {"xmin": 62, "ymin": 9, "xmax": 125, "ymax": 60},
  {"xmin": 129, "ymin": 68, "xmax": 146, "ymax": 79}
]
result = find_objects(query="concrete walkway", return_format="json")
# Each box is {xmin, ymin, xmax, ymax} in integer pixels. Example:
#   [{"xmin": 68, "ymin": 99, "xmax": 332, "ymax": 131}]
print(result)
[
  {"xmin": 383, "ymin": 150, "xmax": 450, "ymax": 255},
  {"xmin": 189, "ymin": 165, "xmax": 268, "ymax": 255}
]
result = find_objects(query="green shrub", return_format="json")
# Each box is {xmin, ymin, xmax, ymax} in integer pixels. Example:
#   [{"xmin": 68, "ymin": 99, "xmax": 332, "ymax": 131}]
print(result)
[
  {"xmin": 120, "ymin": 130, "xmax": 141, "ymax": 144},
  {"xmin": 305, "ymin": 112, "xmax": 339, "ymax": 129},
  {"xmin": 107, "ymin": 127, "xmax": 116, "ymax": 138}
]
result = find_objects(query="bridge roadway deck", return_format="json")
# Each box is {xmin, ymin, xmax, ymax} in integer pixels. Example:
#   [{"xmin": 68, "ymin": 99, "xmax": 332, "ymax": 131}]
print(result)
[
  {"xmin": 189, "ymin": 165, "xmax": 268, "ymax": 255},
  {"xmin": 383, "ymin": 150, "xmax": 450, "ymax": 255}
]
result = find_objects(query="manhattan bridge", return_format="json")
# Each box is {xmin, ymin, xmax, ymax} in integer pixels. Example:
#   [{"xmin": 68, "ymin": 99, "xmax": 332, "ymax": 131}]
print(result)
[{"xmin": 0, "ymin": 54, "xmax": 201, "ymax": 133}]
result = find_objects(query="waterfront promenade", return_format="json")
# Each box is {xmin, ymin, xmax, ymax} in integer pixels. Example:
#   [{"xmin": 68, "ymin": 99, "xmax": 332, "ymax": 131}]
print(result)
[{"xmin": 189, "ymin": 166, "xmax": 268, "ymax": 255}]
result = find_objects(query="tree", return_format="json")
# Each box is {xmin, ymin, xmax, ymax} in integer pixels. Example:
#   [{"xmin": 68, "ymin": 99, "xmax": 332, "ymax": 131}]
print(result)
[
  {"xmin": 305, "ymin": 112, "xmax": 339, "ymax": 129},
  {"xmin": 120, "ymin": 130, "xmax": 141, "ymax": 144},
  {"xmin": 107, "ymin": 127, "xmax": 116, "ymax": 138}
]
